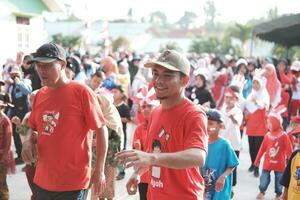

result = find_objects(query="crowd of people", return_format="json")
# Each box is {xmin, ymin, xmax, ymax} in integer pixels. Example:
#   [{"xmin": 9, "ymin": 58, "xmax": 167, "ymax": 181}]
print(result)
[{"xmin": 0, "ymin": 42, "xmax": 300, "ymax": 200}]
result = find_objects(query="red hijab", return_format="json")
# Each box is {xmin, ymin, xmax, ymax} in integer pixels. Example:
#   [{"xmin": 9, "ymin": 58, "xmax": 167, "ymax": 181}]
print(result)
[{"xmin": 264, "ymin": 64, "xmax": 281, "ymax": 104}]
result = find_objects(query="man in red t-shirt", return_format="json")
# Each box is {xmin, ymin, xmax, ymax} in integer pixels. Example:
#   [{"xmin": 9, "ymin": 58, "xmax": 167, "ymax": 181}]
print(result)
[
  {"xmin": 116, "ymin": 49, "xmax": 208, "ymax": 200},
  {"xmin": 21, "ymin": 43, "xmax": 108, "ymax": 200}
]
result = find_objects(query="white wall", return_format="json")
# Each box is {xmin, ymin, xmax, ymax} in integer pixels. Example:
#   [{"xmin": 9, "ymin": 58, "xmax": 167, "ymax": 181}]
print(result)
[
  {"xmin": 0, "ymin": 6, "xmax": 17, "ymax": 65},
  {"xmin": 0, "ymin": 4, "xmax": 46, "ymax": 66}
]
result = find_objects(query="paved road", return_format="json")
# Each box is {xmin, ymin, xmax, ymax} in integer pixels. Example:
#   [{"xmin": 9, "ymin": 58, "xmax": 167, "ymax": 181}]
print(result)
[{"xmin": 8, "ymin": 124, "xmax": 279, "ymax": 200}]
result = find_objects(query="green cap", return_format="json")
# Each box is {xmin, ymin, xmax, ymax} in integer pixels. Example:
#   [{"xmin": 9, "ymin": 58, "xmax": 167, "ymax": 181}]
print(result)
[{"xmin": 144, "ymin": 49, "xmax": 190, "ymax": 76}]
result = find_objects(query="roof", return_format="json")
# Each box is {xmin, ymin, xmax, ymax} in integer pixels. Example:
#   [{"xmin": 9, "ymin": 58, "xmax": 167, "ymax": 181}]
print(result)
[
  {"xmin": 4, "ymin": 0, "xmax": 63, "ymax": 16},
  {"xmin": 166, "ymin": 28, "xmax": 203, "ymax": 38},
  {"xmin": 253, "ymin": 13, "xmax": 300, "ymax": 47}
]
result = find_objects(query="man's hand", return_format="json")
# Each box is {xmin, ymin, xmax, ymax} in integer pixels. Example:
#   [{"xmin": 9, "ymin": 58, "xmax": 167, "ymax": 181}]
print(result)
[
  {"xmin": 115, "ymin": 150, "xmax": 155, "ymax": 168},
  {"xmin": 126, "ymin": 173, "xmax": 140, "ymax": 195},
  {"xmin": 215, "ymin": 175, "xmax": 226, "ymax": 192},
  {"xmin": 11, "ymin": 116, "xmax": 21, "ymax": 127},
  {"xmin": 89, "ymin": 169, "xmax": 106, "ymax": 196}
]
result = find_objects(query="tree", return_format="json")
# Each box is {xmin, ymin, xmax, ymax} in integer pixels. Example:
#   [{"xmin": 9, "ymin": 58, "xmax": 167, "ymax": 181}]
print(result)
[
  {"xmin": 189, "ymin": 36, "xmax": 240, "ymax": 55},
  {"xmin": 177, "ymin": 11, "xmax": 197, "ymax": 29},
  {"xmin": 203, "ymin": 0, "xmax": 217, "ymax": 31},
  {"xmin": 189, "ymin": 37, "xmax": 220, "ymax": 54},
  {"xmin": 127, "ymin": 8, "xmax": 133, "ymax": 22},
  {"xmin": 52, "ymin": 33, "xmax": 81, "ymax": 49},
  {"xmin": 267, "ymin": 7, "xmax": 279, "ymax": 20},
  {"xmin": 224, "ymin": 23, "xmax": 252, "ymax": 55},
  {"xmin": 112, "ymin": 36, "xmax": 130, "ymax": 52},
  {"xmin": 159, "ymin": 42, "xmax": 182, "ymax": 53},
  {"xmin": 150, "ymin": 11, "xmax": 168, "ymax": 26},
  {"xmin": 272, "ymin": 45, "xmax": 300, "ymax": 60}
]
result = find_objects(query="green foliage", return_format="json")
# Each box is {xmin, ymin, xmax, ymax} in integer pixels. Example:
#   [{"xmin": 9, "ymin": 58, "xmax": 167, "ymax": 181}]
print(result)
[
  {"xmin": 150, "ymin": 11, "xmax": 168, "ymax": 26},
  {"xmin": 112, "ymin": 36, "xmax": 130, "ymax": 52},
  {"xmin": 272, "ymin": 45, "xmax": 300, "ymax": 60},
  {"xmin": 203, "ymin": 0, "xmax": 217, "ymax": 31},
  {"xmin": 225, "ymin": 23, "xmax": 252, "ymax": 44},
  {"xmin": 267, "ymin": 7, "xmax": 279, "ymax": 20},
  {"xmin": 176, "ymin": 11, "xmax": 197, "ymax": 29},
  {"xmin": 189, "ymin": 37, "xmax": 219, "ymax": 54},
  {"xmin": 159, "ymin": 42, "xmax": 182, "ymax": 53},
  {"xmin": 189, "ymin": 36, "xmax": 240, "ymax": 55},
  {"xmin": 52, "ymin": 33, "xmax": 81, "ymax": 48},
  {"xmin": 224, "ymin": 23, "xmax": 253, "ymax": 55}
]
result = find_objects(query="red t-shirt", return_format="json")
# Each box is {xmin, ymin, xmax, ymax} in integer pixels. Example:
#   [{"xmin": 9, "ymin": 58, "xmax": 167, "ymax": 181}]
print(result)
[
  {"xmin": 0, "ymin": 115, "xmax": 12, "ymax": 153},
  {"xmin": 212, "ymin": 72, "xmax": 228, "ymax": 108},
  {"xmin": 146, "ymin": 98, "xmax": 208, "ymax": 200},
  {"xmin": 279, "ymin": 90, "xmax": 290, "ymax": 117},
  {"xmin": 28, "ymin": 81, "xmax": 105, "ymax": 191},
  {"xmin": 133, "ymin": 123, "xmax": 149, "ymax": 183},
  {"xmin": 246, "ymin": 108, "xmax": 268, "ymax": 136},
  {"xmin": 254, "ymin": 132, "xmax": 293, "ymax": 172}
]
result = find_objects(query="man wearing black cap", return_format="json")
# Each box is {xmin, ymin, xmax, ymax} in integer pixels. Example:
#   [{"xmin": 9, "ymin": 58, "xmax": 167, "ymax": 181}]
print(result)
[
  {"xmin": 22, "ymin": 43, "xmax": 108, "ymax": 200},
  {"xmin": 116, "ymin": 50, "xmax": 208, "ymax": 199}
]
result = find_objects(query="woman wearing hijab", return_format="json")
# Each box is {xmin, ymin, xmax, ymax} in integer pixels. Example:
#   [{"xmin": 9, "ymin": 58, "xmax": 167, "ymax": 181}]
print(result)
[
  {"xmin": 186, "ymin": 72, "xmax": 215, "ymax": 108},
  {"xmin": 245, "ymin": 75, "xmax": 270, "ymax": 178},
  {"xmin": 211, "ymin": 57, "xmax": 228, "ymax": 108},
  {"xmin": 262, "ymin": 64, "xmax": 282, "ymax": 108}
]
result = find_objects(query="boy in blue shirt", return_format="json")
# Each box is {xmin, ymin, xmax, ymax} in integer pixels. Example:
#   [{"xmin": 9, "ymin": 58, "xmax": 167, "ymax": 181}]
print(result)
[{"xmin": 201, "ymin": 109, "xmax": 239, "ymax": 200}]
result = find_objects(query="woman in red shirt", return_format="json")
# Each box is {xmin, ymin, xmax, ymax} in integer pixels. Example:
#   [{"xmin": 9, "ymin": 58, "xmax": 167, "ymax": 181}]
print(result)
[{"xmin": 245, "ymin": 75, "xmax": 269, "ymax": 177}]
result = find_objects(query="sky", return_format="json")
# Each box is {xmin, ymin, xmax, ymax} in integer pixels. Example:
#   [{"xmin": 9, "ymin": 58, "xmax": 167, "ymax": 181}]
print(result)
[{"xmin": 60, "ymin": 0, "xmax": 300, "ymax": 24}]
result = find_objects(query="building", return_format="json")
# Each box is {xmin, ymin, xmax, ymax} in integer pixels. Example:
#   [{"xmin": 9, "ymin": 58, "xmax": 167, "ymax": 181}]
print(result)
[{"xmin": 0, "ymin": 0, "xmax": 63, "ymax": 65}]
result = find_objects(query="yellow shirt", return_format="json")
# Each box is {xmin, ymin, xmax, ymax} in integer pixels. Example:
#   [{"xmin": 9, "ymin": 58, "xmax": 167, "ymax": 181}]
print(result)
[{"xmin": 288, "ymin": 151, "xmax": 300, "ymax": 199}]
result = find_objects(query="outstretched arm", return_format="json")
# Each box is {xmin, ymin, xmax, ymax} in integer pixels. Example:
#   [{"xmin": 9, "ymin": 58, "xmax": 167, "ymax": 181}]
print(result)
[{"xmin": 116, "ymin": 148, "xmax": 206, "ymax": 169}]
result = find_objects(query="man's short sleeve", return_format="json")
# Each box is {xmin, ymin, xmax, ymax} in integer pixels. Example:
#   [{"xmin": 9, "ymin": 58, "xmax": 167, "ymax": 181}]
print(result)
[
  {"xmin": 183, "ymin": 110, "xmax": 208, "ymax": 153},
  {"xmin": 82, "ymin": 87, "xmax": 105, "ymax": 130}
]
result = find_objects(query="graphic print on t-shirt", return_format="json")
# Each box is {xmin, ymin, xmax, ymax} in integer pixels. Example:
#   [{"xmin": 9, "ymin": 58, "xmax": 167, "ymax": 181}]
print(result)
[
  {"xmin": 203, "ymin": 168, "xmax": 216, "ymax": 198},
  {"xmin": 269, "ymin": 141, "xmax": 280, "ymax": 158},
  {"xmin": 294, "ymin": 166, "xmax": 300, "ymax": 192},
  {"xmin": 150, "ymin": 127, "xmax": 170, "ymax": 189},
  {"xmin": 42, "ymin": 111, "xmax": 59, "ymax": 135}
]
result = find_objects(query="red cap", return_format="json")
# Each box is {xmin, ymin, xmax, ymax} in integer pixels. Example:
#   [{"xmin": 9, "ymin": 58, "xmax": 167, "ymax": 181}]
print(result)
[{"xmin": 224, "ymin": 87, "xmax": 238, "ymax": 98}]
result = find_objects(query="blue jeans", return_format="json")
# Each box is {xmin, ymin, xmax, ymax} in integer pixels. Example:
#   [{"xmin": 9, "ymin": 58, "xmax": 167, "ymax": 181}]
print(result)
[{"xmin": 259, "ymin": 169, "xmax": 283, "ymax": 195}]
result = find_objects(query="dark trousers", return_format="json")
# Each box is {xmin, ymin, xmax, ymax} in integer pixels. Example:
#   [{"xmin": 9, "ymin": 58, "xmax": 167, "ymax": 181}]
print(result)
[
  {"xmin": 248, "ymin": 136, "xmax": 264, "ymax": 164},
  {"xmin": 0, "ymin": 163, "xmax": 9, "ymax": 200},
  {"xmin": 12, "ymin": 124, "xmax": 22, "ymax": 158},
  {"xmin": 34, "ymin": 184, "xmax": 88, "ymax": 200},
  {"xmin": 25, "ymin": 164, "xmax": 36, "ymax": 200},
  {"xmin": 232, "ymin": 151, "xmax": 240, "ymax": 187},
  {"xmin": 138, "ymin": 183, "xmax": 148, "ymax": 200}
]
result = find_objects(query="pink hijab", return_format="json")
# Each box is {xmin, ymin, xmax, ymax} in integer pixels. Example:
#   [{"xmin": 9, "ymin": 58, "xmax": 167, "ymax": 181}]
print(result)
[{"xmin": 263, "ymin": 64, "xmax": 281, "ymax": 104}]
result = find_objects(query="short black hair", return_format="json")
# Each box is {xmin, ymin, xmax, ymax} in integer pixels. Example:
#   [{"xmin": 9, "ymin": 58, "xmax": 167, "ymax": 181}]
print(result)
[
  {"xmin": 92, "ymin": 70, "xmax": 105, "ymax": 80},
  {"xmin": 152, "ymin": 139, "xmax": 161, "ymax": 150}
]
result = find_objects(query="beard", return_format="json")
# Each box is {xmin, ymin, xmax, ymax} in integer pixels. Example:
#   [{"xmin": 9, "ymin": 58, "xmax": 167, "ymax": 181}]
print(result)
[{"xmin": 156, "ymin": 94, "xmax": 167, "ymax": 100}]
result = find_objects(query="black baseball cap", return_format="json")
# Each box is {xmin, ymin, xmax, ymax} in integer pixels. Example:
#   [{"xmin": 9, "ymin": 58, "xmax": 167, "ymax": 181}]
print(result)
[
  {"xmin": 111, "ymin": 85, "xmax": 124, "ymax": 93},
  {"xmin": 206, "ymin": 109, "xmax": 224, "ymax": 123},
  {"xmin": 30, "ymin": 43, "xmax": 66, "ymax": 64}
]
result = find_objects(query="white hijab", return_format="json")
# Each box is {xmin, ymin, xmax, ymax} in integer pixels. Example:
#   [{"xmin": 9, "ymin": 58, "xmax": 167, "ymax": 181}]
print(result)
[{"xmin": 245, "ymin": 76, "xmax": 270, "ymax": 113}]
